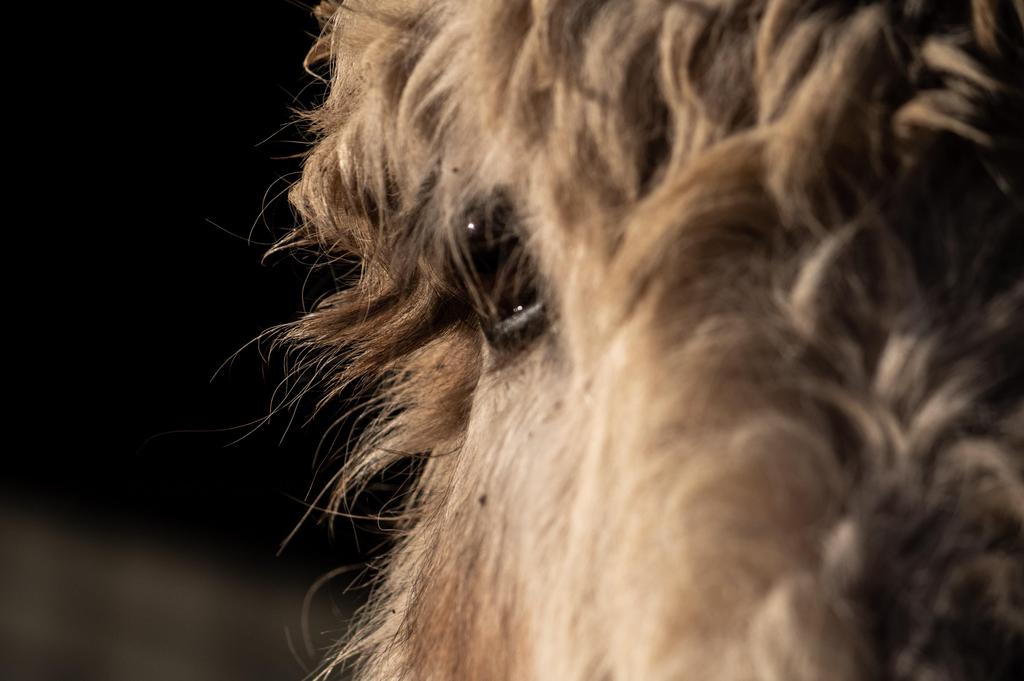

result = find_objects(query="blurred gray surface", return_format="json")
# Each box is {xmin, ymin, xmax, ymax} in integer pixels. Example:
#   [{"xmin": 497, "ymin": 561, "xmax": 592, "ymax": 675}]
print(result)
[{"xmin": 0, "ymin": 499, "xmax": 357, "ymax": 681}]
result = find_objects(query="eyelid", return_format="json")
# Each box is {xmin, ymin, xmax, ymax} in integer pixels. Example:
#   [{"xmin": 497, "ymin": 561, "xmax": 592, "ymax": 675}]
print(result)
[
  {"xmin": 484, "ymin": 301, "xmax": 547, "ymax": 354},
  {"xmin": 491, "ymin": 300, "xmax": 544, "ymax": 337}
]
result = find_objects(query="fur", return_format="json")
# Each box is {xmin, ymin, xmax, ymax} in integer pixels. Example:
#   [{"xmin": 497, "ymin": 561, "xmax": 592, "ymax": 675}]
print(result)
[{"xmin": 275, "ymin": 1, "xmax": 1024, "ymax": 679}]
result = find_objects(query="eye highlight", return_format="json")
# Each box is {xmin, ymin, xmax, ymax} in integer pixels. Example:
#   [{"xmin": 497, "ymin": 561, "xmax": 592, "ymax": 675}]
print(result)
[{"xmin": 454, "ymin": 195, "xmax": 547, "ymax": 354}]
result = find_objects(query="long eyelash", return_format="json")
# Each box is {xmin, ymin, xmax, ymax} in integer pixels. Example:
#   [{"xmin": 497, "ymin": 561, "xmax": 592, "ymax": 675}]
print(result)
[{"xmin": 446, "ymin": 195, "xmax": 520, "ymax": 311}]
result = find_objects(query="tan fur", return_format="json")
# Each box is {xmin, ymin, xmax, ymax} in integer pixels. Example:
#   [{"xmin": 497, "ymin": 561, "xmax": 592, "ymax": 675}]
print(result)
[{"xmin": 275, "ymin": 1, "xmax": 1024, "ymax": 679}]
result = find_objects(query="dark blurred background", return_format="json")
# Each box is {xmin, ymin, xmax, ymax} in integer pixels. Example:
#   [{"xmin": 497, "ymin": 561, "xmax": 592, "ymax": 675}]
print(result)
[{"xmin": 3, "ymin": 3, "xmax": 378, "ymax": 680}]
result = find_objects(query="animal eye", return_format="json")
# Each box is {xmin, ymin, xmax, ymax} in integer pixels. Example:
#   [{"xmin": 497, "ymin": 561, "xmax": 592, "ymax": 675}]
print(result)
[{"xmin": 456, "ymin": 197, "xmax": 547, "ymax": 354}]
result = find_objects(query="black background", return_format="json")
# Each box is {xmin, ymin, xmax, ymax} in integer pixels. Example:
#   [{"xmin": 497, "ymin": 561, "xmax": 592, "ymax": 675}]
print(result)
[
  {"xmin": 15, "ymin": 1, "xmax": 359, "ymax": 564},
  {"xmin": 5, "ymin": 4, "xmax": 376, "ymax": 679}
]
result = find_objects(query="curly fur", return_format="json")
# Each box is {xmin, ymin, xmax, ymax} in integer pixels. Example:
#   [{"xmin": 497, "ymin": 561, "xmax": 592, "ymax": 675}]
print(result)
[{"xmin": 275, "ymin": 1, "xmax": 1024, "ymax": 679}]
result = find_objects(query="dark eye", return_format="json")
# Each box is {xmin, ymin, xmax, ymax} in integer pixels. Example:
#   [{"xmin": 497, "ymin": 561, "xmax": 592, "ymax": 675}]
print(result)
[{"xmin": 456, "ymin": 196, "xmax": 547, "ymax": 354}]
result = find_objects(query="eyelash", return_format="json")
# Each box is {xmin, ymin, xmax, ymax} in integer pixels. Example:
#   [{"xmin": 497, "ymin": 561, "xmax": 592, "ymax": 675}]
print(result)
[{"xmin": 454, "ymin": 197, "xmax": 547, "ymax": 354}]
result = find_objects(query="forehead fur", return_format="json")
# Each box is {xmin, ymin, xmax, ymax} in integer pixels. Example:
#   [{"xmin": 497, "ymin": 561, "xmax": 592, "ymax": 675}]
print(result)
[{"xmin": 284, "ymin": 0, "xmax": 1021, "ymax": 379}]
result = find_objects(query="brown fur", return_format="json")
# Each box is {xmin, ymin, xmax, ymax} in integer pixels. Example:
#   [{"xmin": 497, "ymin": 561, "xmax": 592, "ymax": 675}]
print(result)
[{"xmin": 275, "ymin": 1, "xmax": 1024, "ymax": 679}]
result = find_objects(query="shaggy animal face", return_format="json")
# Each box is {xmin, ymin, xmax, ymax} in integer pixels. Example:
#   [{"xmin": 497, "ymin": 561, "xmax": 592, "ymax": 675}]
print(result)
[{"xmin": 281, "ymin": 1, "xmax": 1023, "ymax": 679}]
